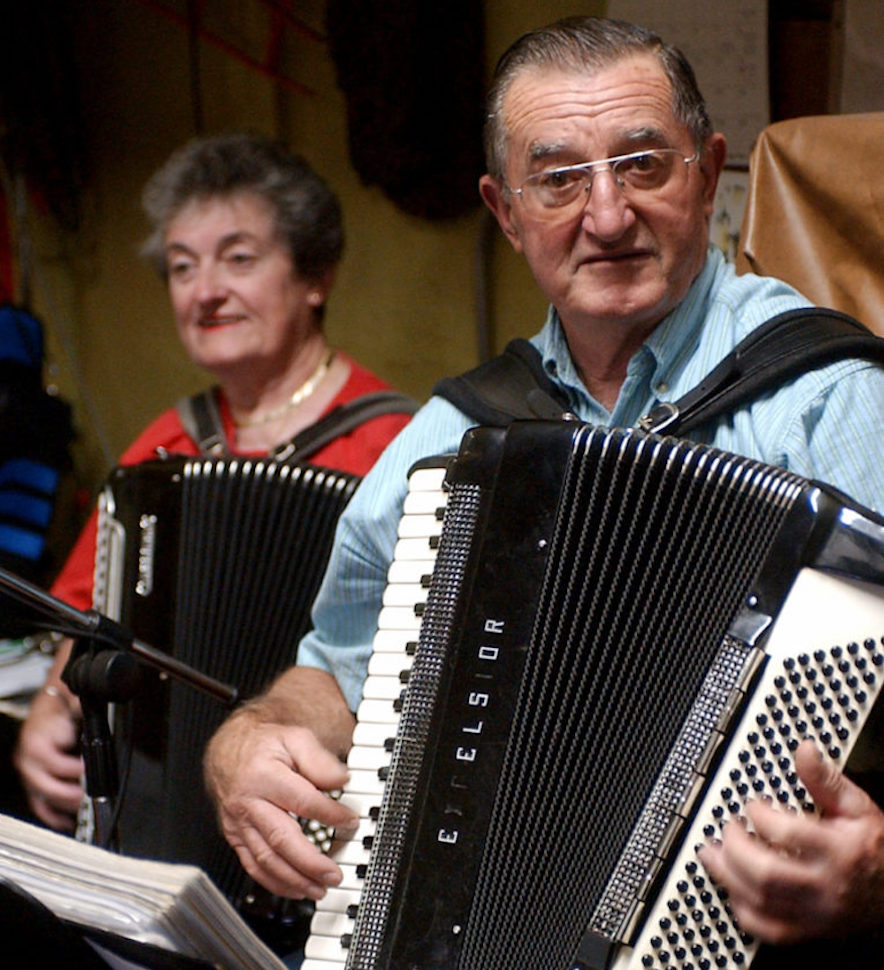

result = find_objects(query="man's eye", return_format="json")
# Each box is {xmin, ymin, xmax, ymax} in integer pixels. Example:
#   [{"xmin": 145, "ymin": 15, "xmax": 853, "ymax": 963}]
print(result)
[
  {"xmin": 631, "ymin": 153, "xmax": 656, "ymax": 170},
  {"xmin": 537, "ymin": 169, "xmax": 583, "ymax": 190},
  {"xmin": 620, "ymin": 153, "xmax": 661, "ymax": 175}
]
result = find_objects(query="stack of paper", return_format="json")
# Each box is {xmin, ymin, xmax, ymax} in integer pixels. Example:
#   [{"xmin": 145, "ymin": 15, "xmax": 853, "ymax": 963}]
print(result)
[{"xmin": 0, "ymin": 812, "xmax": 287, "ymax": 969}]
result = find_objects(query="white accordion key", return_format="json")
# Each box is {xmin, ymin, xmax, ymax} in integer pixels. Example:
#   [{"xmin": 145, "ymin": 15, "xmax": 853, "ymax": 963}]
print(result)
[
  {"xmin": 361, "ymin": 674, "xmax": 405, "ymax": 702},
  {"xmin": 386, "ymin": 558, "xmax": 435, "ymax": 586},
  {"xmin": 344, "ymin": 768, "xmax": 386, "ymax": 797},
  {"xmin": 337, "ymin": 863, "xmax": 365, "ymax": 892},
  {"xmin": 402, "ymin": 488, "xmax": 445, "ymax": 516},
  {"xmin": 382, "ymin": 581, "xmax": 429, "ymax": 607},
  {"xmin": 309, "ymin": 908, "xmax": 353, "ymax": 939},
  {"xmin": 351, "ymin": 720, "xmax": 394, "ymax": 750},
  {"xmin": 354, "ymin": 697, "xmax": 401, "ymax": 724},
  {"xmin": 346, "ymin": 743, "xmax": 391, "ymax": 773},
  {"xmin": 366, "ymin": 651, "xmax": 411, "ymax": 678},
  {"xmin": 396, "ymin": 512, "xmax": 442, "ymax": 539},
  {"xmin": 330, "ymin": 836, "xmax": 373, "ymax": 866},
  {"xmin": 371, "ymin": 628, "xmax": 416, "ymax": 654},
  {"xmin": 376, "ymin": 604, "xmax": 423, "ymax": 630},
  {"xmin": 393, "ymin": 535, "xmax": 439, "ymax": 561},
  {"xmin": 303, "ymin": 928, "xmax": 350, "ymax": 964},
  {"xmin": 339, "ymin": 791, "xmax": 378, "ymax": 818}
]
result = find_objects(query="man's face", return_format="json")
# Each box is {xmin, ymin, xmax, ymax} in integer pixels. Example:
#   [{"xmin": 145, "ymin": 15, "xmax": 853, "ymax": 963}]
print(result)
[{"xmin": 480, "ymin": 55, "xmax": 725, "ymax": 344}]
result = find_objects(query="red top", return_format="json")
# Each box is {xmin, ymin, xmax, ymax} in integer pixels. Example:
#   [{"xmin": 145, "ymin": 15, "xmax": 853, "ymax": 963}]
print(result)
[{"xmin": 52, "ymin": 355, "xmax": 411, "ymax": 609}]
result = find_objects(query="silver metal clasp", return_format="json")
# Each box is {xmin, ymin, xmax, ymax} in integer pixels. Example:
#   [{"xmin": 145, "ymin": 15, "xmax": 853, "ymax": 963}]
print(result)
[{"xmin": 638, "ymin": 402, "xmax": 680, "ymax": 434}]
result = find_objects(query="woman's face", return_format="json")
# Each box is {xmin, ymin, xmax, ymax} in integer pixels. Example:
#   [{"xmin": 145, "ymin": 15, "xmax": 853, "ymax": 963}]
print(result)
[{"xmin": 164, "ymin": 192, "xmax": 327, "ymax": 382}]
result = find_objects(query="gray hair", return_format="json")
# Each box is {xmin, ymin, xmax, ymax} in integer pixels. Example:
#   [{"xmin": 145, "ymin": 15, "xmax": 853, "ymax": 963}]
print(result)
[
  {"xmin": 484, "ymin": 17, "xmax": 713, "ymax": 180},
  {"xmin": 141, "ymin": 131, "xmax": 343, "ymax": 281}
]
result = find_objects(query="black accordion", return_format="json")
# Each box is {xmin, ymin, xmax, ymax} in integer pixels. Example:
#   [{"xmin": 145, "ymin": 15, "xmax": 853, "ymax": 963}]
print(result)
[
  {"xmin": 90, "ymin": 454, "xmax": 360, "ymax": 902},
  {"xmin": 304, "ymin": 421, "xmax": 884, "ymax": 970}
]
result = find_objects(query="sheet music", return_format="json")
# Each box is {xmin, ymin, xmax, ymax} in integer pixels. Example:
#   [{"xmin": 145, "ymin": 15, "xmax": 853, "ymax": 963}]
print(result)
[{"xmin": 608, "ymin": 0, "xmax": 769, "ymax": 163}]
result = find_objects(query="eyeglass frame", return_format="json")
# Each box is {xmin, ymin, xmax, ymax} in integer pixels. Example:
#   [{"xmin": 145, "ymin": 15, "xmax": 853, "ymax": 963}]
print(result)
[{"xmin": 504, "ymin": 147, "xmax": 702, "ymax": 212}]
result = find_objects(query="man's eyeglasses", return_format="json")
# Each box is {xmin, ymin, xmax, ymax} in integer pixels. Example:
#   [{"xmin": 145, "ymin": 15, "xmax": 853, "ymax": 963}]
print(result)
[{"xmin": 506, "ymin": 148, "xmax": 700, "ymax": 215}]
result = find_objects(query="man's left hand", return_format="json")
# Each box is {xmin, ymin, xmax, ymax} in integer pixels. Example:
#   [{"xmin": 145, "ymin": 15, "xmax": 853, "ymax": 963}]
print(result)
[{"xmin": 698, "ymin": 739, "xmax": 884, "ymax": 944}]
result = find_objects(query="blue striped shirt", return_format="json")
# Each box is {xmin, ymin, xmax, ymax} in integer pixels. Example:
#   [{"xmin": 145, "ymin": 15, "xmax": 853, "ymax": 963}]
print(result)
[{"xmin": 299, "ymin": 247, "xmax": 884, "ymax": 710}]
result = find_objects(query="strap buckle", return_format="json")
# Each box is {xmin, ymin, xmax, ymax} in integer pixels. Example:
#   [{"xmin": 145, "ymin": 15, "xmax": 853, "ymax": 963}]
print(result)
[{"xmin": 638, "ymin": 402, "xmax": 680, "ymax": 434}]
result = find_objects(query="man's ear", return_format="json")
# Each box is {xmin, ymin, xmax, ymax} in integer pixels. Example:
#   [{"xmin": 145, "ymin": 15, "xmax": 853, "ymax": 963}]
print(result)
[
  {"xmin": 479, "ymin": 174, "xmax": 524, "ymax": 253},
  {"xmin": 700, "ymin": 133, "xmax": 727, "ymax": 214}
]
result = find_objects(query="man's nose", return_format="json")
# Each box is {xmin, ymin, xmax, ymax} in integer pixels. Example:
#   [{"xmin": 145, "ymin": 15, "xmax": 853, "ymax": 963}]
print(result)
[{"xmin": 580, "ymin": 169, "xmax": 636, "ymax": 240}]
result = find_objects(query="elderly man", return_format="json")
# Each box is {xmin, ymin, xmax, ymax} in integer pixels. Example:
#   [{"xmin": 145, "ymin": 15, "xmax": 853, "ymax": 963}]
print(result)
[{"xmin": 205, "ymin": 15, "xmax": 884, "ymax": 962}]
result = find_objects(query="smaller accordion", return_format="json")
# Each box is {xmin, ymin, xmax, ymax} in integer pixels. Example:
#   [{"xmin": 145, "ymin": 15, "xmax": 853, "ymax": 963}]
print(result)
[
  {"xmin": 91, "ymin": 453, "xmax": 360, "ymax": 899},
  {"xmin": 305, "ymin": 421, "xmax": 884, "ymax": 970}
]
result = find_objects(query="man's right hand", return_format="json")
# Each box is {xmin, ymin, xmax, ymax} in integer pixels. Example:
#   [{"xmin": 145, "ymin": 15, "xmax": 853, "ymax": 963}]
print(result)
[{"xmin": 204, "ymin": 666, "xmax": 358, "ymax": 900}]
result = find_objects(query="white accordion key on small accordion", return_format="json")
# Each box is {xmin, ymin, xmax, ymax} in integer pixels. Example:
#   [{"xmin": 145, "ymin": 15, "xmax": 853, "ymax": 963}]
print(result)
[
  {"xmin": 305, "ymin": 424, "xmax": 884, "ymax": 970},
  {"xmin": 303, "ymin": 461, "xmax": 449, "ymax": 970}
]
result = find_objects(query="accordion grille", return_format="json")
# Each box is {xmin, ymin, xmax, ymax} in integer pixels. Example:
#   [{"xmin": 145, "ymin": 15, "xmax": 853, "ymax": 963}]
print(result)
[{"xmin": 461, "ymin": 430, "xmax": 802, "ymax": 969}]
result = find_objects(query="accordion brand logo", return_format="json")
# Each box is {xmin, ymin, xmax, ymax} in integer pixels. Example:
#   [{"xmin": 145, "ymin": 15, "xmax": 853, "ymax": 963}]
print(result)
[{"xmin": 136, "ymin": 513, "xmax": 157, "ymax": 596}]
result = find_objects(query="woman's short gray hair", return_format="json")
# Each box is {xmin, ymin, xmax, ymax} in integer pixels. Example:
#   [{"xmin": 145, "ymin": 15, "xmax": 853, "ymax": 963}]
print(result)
[
  {"xmin": 141, "ymin": 131, "xmax": 343, "ymax": 280},
  {"xmin": 484, "ymin": 17, "xmax": 713, "ymax": 181}
]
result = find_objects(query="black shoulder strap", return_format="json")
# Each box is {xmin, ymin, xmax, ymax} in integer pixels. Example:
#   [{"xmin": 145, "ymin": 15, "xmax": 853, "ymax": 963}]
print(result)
[
  {"xmin": 176, "ymin": 387, "xmax": 227, "ymax": 455},
  {"xmin": 432, "ymin": 338, "xmax": 572, "ymax": 425},
  {"xmin": 177, "ymin": 387, "xmax": 418, "ymax": 462},
  {"xmin": 640, "ymin": 308, "xmax": 884, "ymax": 435},
  {"xmin": 431, "ymin": 309, "xmax": 884, "ymax": 434},
  {"xmin": 270, "ymin": 390, "xmax": 419, "ymax": 463}
]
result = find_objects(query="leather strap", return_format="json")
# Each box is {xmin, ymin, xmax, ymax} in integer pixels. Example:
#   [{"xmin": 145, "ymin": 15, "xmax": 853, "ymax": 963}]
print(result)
[
  {"xmin": 434, "ymin": 309, "xmax": 884, "ymax": 435},
  {"xmin": 176, "ymin": 388, "xmax": 418, "ymax": 463},
  {"xmin": 639, "ymin": 308, "xmax": 884, "ymax": 435}
]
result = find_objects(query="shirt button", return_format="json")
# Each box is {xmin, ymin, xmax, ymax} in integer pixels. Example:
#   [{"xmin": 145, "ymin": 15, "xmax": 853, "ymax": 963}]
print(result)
[{"xmin": 656, "ymin": 381, "xmax": 669, "ymax": 394}]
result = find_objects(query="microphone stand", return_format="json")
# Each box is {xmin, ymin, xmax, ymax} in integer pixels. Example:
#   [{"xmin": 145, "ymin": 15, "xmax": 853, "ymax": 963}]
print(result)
[{"xmin": 0, "ymin": 565, "xmax": 238, "ymax": 850}]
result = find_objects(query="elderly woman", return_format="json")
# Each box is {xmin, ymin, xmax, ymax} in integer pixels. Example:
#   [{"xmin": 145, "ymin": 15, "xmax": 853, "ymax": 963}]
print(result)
[{"xmin": 14, "ymin": 131, "xmax": 413, "ymax": 831}]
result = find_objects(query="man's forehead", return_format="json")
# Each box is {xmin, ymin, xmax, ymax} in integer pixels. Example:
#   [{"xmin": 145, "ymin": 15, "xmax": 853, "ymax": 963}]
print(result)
[
  {"xmin": 503, "ymin": 55, "xmax": 672, "ymax": 114},
  {"xmin": 501, "ymin": 58, "xmax": 680, "ymax": 156}
]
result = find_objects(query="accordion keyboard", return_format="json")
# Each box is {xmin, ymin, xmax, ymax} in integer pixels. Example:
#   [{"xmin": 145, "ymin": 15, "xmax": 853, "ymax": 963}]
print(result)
[{"xmin": 303, "ymin": 462, "xmax": 449, "ymax": 970}]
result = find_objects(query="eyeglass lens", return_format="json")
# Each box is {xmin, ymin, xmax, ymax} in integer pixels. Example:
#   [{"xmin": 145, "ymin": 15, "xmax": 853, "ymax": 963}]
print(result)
[{"xmin": 525, "ymin": 150, "xmax": 689, "ymax": 210}]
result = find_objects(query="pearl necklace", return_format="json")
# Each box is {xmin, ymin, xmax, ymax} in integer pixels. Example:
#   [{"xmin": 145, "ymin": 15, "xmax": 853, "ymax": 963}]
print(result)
[{"xmin": 234, "ymin": 351, "xmax": 335, "ymax": 428}]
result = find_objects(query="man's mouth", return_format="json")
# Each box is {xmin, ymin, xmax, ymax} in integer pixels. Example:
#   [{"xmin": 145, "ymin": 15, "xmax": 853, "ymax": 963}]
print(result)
[{"xmin": 582, "ymin": 248, "xmax": 651, "ymax": 266}]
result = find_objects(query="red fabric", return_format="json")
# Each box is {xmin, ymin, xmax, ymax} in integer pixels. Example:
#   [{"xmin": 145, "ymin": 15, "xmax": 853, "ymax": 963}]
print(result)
[{"xmin": 51, "ymin": 355, "xmax": 411, "ymax": 610}]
